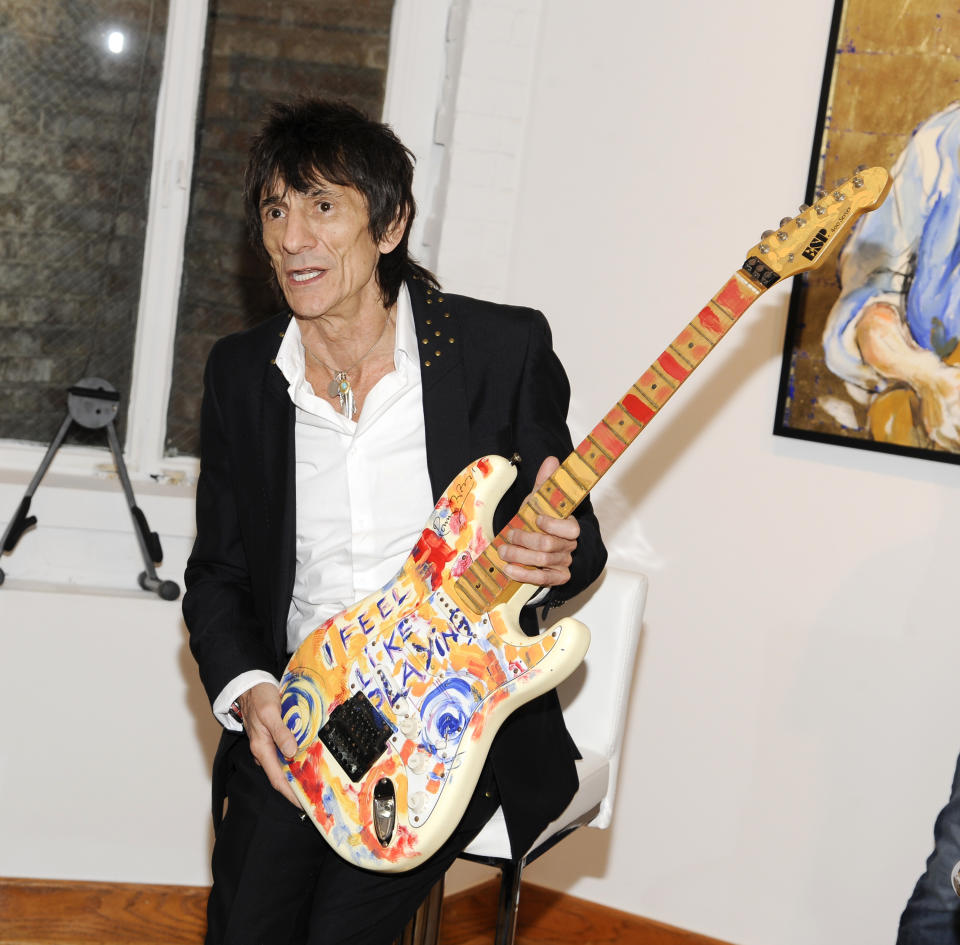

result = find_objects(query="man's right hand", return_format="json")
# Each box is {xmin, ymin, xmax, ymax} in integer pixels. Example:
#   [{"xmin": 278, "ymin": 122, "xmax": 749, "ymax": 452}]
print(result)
[{"xmin": 237, "ymin": 682, "xmax": 302, "ymax": 809}]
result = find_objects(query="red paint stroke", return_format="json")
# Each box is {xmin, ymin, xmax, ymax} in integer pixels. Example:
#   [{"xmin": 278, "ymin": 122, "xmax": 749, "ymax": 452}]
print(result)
[
  {"xmin": 716, "ymin": 276, "xmax": 753, "ymax": 318},
  {"xmin": 413, "ymin": 529, "xmax": 456, "ymax": 589},
  {"xmin": 697, "ymin": 305, "xmax": 723, "ymax": 335},
  {"xmin": 288, "ymin": 749, "xmax": 332, "ymax": 828},
  {"xmin": 657, "ymin": 351, "xmax": 690, "ymax": 381},
  {"xmin": 621, "ymin": 393, "xmax": 654, "ymax": 425},
  {"xmin": 476, "ymin": 457, "xmax": 493, "ymax": 476}
]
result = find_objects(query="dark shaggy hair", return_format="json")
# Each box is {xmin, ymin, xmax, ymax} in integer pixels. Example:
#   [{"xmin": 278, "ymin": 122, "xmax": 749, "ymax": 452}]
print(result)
[{"xmin": 243, "ymin": 99, "xmax": 438, "ymax": 307}]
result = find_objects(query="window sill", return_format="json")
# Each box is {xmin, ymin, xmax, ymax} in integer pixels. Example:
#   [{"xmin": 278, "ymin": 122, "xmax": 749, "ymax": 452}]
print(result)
[{"xmin": 0, "ymin": 448, "xmax": 196, "ymax": 593}]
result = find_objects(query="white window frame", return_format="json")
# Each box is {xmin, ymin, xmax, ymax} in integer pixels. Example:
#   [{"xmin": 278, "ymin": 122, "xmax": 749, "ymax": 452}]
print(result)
[{"xmin": 0, "ymin": 0, "xmax": 209, "ymax": 486}]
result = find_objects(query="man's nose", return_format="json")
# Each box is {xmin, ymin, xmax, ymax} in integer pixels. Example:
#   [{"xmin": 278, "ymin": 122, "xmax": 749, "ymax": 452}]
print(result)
[{"xmin": 281, "ymin": 207, "xmax": 316, "ymax": 255}]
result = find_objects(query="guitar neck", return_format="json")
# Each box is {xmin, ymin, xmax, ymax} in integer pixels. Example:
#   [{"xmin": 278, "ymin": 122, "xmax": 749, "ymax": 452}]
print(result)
[
  {"xmin": 520, "ymin": 264, "xmax": 770, "ymax": 525},
  {"xmin": 452, "ymin": 262, "xmax": 772, "ymax": 615}
]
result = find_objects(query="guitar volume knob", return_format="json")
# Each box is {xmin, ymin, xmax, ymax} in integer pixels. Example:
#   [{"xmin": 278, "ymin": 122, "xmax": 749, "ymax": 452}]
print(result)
[
  {"xmin": 408, "ymin": 750, "xmax": 429, "ymax": 775},
  {"xmin": 409, "ymin": 790, "xmax": 428, "ymax": 813}
]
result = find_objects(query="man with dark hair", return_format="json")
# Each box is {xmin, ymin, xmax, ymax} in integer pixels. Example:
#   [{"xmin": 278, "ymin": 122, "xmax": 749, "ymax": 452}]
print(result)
[{"xmin": 184, "ymin": 98, "xmax": 606, "ymax": 945}]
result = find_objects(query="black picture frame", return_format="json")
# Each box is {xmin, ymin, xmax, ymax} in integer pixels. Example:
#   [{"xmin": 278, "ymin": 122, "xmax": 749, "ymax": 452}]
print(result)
[{"xmin": 773, "ymin": 0, "xmax": 960, "ymax": 465}]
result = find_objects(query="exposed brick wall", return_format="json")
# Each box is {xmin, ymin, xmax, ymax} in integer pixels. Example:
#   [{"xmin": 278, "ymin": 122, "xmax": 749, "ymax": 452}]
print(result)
[
  {"xmin": 0, "ymin": 0, "xmax": 168, "ymax": 447},
  {"xmin": 165, "ymin": 0, "xmax": 392, "ymax": 456}
]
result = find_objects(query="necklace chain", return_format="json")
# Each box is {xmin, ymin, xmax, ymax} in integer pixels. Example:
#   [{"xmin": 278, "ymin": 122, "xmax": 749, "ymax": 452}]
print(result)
[{"xmin": 303, "ymin": 314, "xmax": 391, "ymax": 418}]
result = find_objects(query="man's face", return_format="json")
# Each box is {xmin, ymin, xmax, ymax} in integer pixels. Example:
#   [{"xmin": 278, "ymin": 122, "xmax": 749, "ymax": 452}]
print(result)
[{"xmin": 259, "ymin": 176, "xmax": 399, "ymax": 321}]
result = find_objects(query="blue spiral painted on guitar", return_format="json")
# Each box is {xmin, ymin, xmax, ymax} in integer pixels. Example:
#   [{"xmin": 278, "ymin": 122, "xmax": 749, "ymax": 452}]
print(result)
[
  {"xmin": 279, "ymin": 669, "xmax": 325, "ymax": 750},
  {"xmin": 420, "ymin": 677, "xmax": 477, "ymax": 750}
]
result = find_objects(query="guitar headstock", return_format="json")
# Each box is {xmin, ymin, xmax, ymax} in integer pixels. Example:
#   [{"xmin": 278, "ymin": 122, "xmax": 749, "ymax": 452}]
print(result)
[{"xmin": 740, "ymin": 165, "xmax": 891, "ymax": 287}]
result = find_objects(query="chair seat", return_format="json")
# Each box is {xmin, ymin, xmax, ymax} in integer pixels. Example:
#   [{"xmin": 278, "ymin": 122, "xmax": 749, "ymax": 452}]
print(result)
[{"xmin": 462, "ymin": 748, "xmax": 610, "ymax": 861}]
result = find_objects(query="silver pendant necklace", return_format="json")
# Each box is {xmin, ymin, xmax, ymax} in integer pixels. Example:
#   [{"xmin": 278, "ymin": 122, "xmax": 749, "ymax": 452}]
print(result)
[{"xmin": 304, "ymin": 314, "xmax": 391, "ymax": 418}]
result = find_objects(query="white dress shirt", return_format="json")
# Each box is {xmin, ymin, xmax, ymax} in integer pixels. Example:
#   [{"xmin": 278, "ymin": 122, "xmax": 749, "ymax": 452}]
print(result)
[{"xmin": 213, "ymin": 285, "xmax": 434, "ymax": 728}]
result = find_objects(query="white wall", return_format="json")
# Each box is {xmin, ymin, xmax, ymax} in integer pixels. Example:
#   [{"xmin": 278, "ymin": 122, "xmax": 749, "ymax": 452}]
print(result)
[
  {"xmin": 440, "ymin": 2, "xmax": 960, "ymax": 944},
  {"xmin": 0, "ymin": 502, "xmax": 215, "ymax": 885},
  {"xmin": 1, "ymin": 3, "xmax": 956, "ymax": 945}
]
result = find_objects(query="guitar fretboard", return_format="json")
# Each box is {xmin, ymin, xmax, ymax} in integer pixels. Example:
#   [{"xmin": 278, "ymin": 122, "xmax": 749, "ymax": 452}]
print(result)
[{"xmin": 453, "ymin": 266, "xmax": 765, "ymax": 615}]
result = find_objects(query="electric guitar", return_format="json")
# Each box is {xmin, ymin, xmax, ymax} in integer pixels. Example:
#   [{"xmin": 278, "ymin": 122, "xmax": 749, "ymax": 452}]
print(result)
[{"xmin": 278, "ymin": 166, "xmax": 891, "ymax": 872}]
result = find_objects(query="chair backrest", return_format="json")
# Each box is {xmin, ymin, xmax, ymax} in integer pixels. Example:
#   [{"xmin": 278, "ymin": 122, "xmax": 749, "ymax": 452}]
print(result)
[{"xmin": 547, "ymin": 567, "xmax": 647, "ymax": 828}]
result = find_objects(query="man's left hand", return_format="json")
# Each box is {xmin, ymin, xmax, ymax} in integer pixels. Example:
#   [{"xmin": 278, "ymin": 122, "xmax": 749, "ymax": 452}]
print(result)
[{"xmin": 499, "ymin": 456, "xmax": 579, "ymax": 588}]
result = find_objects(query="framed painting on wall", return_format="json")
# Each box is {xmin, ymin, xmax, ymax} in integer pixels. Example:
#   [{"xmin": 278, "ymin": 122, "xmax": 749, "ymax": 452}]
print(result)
[{"xmin": 773, "ymin": 0, "xmax": 960, "ymax": 464}]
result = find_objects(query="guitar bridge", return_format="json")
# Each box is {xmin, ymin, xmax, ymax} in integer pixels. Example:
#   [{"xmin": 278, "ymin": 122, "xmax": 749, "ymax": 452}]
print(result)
[{"xmin": 318, "ymin": 691, "xmax": 393, "ymax": 782}]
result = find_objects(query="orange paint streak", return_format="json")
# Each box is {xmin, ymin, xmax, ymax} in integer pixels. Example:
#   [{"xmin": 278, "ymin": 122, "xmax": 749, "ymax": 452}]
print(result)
[
  {"xmin": 671, "ymin": 327, "xmax": 710, "ymax": 365},
  {"xmin": 604, "ymin": 405, "xmax": 642, "ymax": 441},
  {"xmin": 638, "ymin": 369, "xmax": 673, "ymax": 405},
  {"xmin": 483, "ymin": 650, "xmax": 508, "ymax": 687}
]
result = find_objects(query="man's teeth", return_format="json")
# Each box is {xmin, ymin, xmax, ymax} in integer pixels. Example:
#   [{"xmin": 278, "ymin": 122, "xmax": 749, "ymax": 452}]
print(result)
[{"xmin": 291, "ymin": 269, "xmax": 322, "ymax": 283}]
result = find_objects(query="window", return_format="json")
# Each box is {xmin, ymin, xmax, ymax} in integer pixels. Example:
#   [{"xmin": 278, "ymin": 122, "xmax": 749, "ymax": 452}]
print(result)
[
  {"xmin": 1, "ymin": 0, "xmax": 395, "ymax": 463},
  {"xmin": 0, "ymin": 0, "xmax": 169, "ymax": 449}
]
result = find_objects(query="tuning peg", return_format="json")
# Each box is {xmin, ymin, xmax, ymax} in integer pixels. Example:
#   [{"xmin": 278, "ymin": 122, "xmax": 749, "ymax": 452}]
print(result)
[
  {"xmin": 799, "ymin": 203, "xmax": 811, "ymax": 212},
  {"xmin": 780, "ymin": 217, "xmax": 793, "ymax": 227},
  {"xmin": 815, "ymin": 188, "xmax": 827, "ymax": 199}
]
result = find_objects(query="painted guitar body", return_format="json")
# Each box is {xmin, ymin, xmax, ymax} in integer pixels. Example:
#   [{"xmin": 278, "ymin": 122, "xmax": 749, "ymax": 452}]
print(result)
[{"xmin": 279, "ymin": 453, "xmax": 590, "ymax": 873}]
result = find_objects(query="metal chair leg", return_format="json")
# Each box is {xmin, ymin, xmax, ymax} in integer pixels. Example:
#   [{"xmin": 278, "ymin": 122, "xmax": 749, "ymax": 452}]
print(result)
[
  {"xmin": 494, "ymin": 856, "xmax": 526, "ymax": 945},
  {"xmin": 397, "ymin": 876, "xmax": 444, "ymax": 945}
]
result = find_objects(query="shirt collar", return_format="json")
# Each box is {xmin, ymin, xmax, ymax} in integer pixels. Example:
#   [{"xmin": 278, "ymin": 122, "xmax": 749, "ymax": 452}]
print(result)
[{"xmin": 275, "ymin": 282, "xmax": 417, "ymax": 387}]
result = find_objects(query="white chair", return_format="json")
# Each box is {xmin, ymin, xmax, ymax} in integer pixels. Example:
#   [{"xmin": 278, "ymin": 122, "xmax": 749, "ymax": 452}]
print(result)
[{"xmin": 420, "ymin": 566, "xmax": 649, "ymax": 945}]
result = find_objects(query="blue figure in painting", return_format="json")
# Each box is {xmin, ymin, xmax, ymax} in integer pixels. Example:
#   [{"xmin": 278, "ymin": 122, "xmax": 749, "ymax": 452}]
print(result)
[{"xmin": 822, "ymin": 101, "xmax": 960, "ymax": 451}]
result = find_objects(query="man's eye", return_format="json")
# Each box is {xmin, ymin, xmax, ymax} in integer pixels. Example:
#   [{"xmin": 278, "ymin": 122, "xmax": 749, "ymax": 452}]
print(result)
[
  {"xmin": 265, "ymin": 207, "xmax": 283, "ymax": 220},
  {"xmin": 318, "ymin": 201, "xmax": 333, "ymax": 213}
]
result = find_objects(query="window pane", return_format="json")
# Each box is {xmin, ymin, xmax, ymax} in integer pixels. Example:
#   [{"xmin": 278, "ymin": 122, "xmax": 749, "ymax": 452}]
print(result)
[
  {"xmin": 0, "ymin": 0, "xmax": 168, "ymax": 447},
  {"xmin": 165, "ymin": 0, "xmax": 393, "ymax": 457}
]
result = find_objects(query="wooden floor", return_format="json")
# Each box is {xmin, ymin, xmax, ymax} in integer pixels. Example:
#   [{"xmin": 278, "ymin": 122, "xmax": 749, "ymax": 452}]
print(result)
[
  {"xmin": 0, "ymin": 876, "xmax": 733, "ymax": 945},
  {"xmin": 439, "ymin": 881, "xmax": 732, "ymax": 945}
]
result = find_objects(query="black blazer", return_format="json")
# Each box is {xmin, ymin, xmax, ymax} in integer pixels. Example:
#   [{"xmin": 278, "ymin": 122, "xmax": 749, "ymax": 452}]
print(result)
[{"xmin": 184, "ymin": 277, "xmax": 607, "ymax": 857}]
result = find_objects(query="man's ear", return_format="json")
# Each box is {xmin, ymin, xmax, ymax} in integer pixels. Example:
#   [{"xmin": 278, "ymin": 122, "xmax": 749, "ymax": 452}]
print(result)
[{"xmin": 378, "ymin": 210, "xmax": 409, "ymax": 254}]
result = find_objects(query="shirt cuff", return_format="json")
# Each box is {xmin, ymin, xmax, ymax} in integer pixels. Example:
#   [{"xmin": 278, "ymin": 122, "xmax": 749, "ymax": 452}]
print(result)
[
  {"xmin": 212, "ymin": 670, "xmax": 280, "ymax": 731},
  {"xmin": 525, "ymin": 587, "xmax": 548, "ymax": 606}
]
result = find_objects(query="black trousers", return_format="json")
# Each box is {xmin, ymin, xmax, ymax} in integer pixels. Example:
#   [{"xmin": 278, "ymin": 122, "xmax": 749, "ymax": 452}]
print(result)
[{"xmin": 206, "ymin": 738, "xmax": 499, "ymax": 945}]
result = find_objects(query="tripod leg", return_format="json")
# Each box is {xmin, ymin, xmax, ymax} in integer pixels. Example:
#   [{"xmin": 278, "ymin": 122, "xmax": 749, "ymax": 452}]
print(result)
[
  {"xmin": 1, "ymin": 413, "xmax": 73, "ymax": 555},
  {"xmin": 104, "ymin": 421, "xmax": 180, "ymax": 601}
]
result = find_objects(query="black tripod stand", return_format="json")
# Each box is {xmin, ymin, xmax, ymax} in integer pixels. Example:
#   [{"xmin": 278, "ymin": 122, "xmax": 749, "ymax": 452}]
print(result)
[{"xmin": 0, "ymin": 378, "xmax": 180, "ymax": 600}]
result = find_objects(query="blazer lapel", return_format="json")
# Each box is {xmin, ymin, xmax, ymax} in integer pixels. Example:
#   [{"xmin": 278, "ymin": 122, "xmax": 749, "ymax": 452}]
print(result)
[
  {"xmin": 260, "ymin": 344, "xmax": 296, "ymax": 667},
  {"xmin": 409, "ymin": 279, "xmax": 473, "ymax": 501}
]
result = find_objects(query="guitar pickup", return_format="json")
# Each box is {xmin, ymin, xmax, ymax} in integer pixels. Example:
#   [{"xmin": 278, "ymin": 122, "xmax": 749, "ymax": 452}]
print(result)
[{"xmin": 318, "ymin": 691, "xmax": 393, "ymax": 782}]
